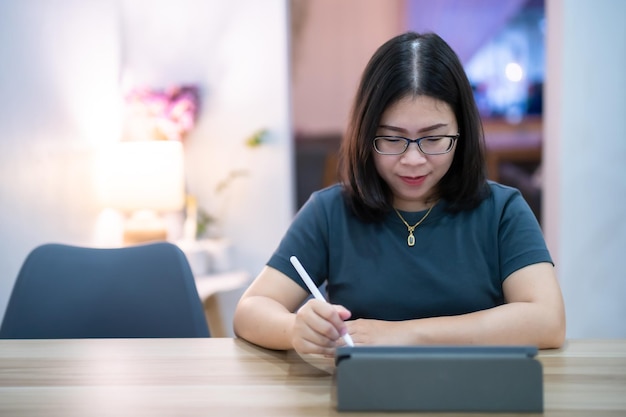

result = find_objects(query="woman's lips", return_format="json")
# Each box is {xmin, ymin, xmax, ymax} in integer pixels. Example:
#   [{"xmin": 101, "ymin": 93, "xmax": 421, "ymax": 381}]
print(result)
[{"xmin": 400, "ymin": 175, "xmax": 427, "ymax": 186}]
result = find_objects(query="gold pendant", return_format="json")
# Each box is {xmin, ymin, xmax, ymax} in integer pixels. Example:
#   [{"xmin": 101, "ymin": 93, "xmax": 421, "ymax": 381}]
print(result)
[{"xmin": 407, "ymin": 232, "xmax": 415, "ymax": 247}]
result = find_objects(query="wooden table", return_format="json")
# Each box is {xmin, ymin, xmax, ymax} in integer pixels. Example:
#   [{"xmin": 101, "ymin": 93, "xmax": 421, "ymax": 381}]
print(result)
[{"xmin": 0, "ymin": 338, "xmax": 624, "ymax": 416}]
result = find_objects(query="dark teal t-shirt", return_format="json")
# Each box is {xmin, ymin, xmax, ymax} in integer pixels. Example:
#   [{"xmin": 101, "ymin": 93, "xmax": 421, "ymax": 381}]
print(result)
[{"xmin": 267, "ymin": 182, "xmax": 552, "ymax": 321}]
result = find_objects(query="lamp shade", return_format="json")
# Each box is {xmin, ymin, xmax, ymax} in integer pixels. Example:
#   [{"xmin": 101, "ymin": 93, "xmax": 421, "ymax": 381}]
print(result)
[{"xmin": 97, "ymin": 141, "xmax": 185, "ymax": 213}]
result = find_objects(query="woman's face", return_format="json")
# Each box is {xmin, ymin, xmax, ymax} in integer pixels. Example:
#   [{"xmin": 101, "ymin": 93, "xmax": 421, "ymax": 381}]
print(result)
[{"xmin": 373, "ymin": 95, "xmax": 458, "ymax": 211}]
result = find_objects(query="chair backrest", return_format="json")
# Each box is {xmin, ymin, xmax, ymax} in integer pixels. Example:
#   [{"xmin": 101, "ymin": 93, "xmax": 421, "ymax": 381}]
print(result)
[{"xmin": 0, "ymin": 242, "xmax": 210, "ymax": 338}]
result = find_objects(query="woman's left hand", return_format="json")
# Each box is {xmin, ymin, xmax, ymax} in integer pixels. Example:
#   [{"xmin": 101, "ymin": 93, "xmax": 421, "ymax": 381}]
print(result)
[{"xmin": 344, "ymin": 318, "xmax": 408, "ymax": 346}]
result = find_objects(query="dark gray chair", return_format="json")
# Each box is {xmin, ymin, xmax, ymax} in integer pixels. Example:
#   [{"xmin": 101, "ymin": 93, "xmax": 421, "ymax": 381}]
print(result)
[{"xmin": 0, "ymin": 242, "xmax": 210, "ymax": 338}]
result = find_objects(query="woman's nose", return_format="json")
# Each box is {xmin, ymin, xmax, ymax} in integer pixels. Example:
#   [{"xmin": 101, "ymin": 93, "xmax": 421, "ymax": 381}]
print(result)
[{"xmin": 400, "ymin": 143, "xmax": 427, "ymax": 164}]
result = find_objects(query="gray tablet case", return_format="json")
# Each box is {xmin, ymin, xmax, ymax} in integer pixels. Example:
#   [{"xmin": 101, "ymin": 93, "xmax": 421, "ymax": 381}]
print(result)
[{"xmin": 335, "ymin": 345, "xmax": 542, "ymax": 412}]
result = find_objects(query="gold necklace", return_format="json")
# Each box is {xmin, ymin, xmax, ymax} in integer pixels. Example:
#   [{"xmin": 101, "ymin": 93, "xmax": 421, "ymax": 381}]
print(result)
[{"xmin": 393, "ymin": 205, "xmax": 434, "ymax": 247}]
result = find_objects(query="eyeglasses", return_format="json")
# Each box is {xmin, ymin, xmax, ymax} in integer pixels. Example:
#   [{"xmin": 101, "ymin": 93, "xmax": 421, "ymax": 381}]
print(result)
[{"xmin": 373, "ymin": 134, "xmax": 459, "ymax": 155}]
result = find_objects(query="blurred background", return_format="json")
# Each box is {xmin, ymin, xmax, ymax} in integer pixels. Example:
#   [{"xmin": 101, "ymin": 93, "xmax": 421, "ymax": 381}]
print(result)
[{"xmin": 0, "ymin": 0, "xmax": 624, "ymax": 339}]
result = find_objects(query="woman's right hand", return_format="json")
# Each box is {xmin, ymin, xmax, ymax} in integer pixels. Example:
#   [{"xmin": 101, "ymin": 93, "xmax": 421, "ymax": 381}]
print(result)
[{"xmin": 291, "ymin": 299, "xmax": 352, "ymax": 356}]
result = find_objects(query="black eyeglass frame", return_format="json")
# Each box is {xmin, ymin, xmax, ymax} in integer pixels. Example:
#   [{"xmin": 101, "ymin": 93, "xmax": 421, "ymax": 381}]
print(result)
[{"xmin": 373, "ymin": 133, "xmax": 460, "ymax": 155}]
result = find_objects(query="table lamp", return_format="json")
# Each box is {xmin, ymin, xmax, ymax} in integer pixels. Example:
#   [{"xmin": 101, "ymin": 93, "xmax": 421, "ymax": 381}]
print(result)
[{"xmin": 97, "ymin": 140, "xmax": 185, "ymax": 245}]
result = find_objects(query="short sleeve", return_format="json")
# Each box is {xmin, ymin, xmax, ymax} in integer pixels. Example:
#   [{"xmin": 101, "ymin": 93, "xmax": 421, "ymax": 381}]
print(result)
[
  {"xmin": 267, "ymin": 188, "xmax": 334, "ymax": 289},
  {"xmin": 496, "ymin": 186, "xmax": 553, "ymax": 280}
]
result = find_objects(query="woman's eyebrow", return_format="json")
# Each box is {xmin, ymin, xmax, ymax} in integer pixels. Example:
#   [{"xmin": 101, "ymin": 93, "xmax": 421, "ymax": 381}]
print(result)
[{"xmin": 378, "ymin": 123, "xmax": 449, "ymax": 134}]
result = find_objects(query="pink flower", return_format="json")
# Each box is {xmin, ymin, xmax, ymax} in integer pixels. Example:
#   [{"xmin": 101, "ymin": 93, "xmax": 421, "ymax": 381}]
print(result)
[{"xmin": 123, "ymin": 85, "xmax": 200, "ymax": 142}]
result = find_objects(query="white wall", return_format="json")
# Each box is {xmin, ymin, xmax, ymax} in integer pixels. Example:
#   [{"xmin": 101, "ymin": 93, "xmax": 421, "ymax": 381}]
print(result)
[
  {"xmin": 0, "ymin": 0, "xmax": 293, "ymax": 333},
  {"xmin": 544, "ymin": 0, "xmax": 626, "ymax": 338},
  {"xmin": 0, "ymin": 0, "xmax": 121, "ymax": 320}
]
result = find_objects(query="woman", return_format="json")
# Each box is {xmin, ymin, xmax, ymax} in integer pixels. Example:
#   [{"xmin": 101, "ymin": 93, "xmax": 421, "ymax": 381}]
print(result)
[{"xmin": 234, "ymin": 32, "xmax": 565, "ymax": 355}]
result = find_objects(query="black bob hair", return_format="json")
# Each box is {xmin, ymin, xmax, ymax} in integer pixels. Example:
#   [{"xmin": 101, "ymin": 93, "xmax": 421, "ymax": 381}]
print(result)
[{"xmin": 339, "ymin": 32, "xmax": 489, "ymax": 222}]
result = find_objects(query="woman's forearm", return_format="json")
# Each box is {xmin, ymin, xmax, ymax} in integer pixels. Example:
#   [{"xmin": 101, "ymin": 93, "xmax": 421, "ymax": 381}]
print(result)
[
  {"xmin": 233, "ymin": 295, "xmax": 296, "ymax": 350},
  {"xmin": 401, "ymin": 301, "xmax": 565, "ymax": 348},
  {"xmin": 397, "ymin": 263, "xmax": 566, "ymax": 349}
]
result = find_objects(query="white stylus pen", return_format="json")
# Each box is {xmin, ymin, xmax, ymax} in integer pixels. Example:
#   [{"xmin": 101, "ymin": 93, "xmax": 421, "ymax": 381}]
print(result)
[{"xmin": 290, "ymin": 255, "xmax": 355, "ymax": 347}]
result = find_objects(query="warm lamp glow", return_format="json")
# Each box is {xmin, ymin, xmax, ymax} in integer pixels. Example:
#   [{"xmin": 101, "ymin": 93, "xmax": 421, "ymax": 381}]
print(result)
[
  {"xmin": 96, "ymin": 141, "xmax": 185, "ymax": 244},
  {"xmin": 97, "ymin": 141, "xmax": 185, "ymax": 212}
]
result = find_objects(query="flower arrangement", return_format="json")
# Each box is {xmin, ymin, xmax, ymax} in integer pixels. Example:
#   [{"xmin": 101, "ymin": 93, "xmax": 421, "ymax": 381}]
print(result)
[{"xmin": 123, "ymin": 85, "xmax": 200, "ymax": 142}]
